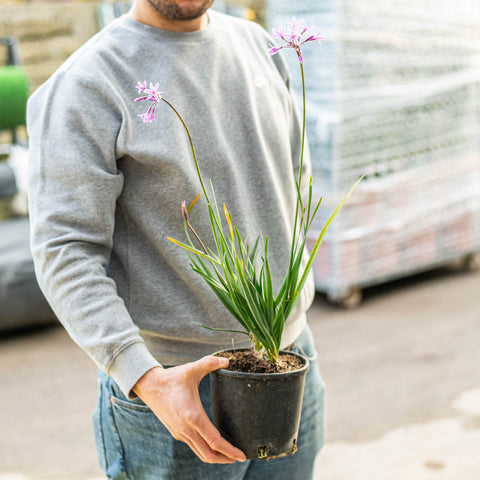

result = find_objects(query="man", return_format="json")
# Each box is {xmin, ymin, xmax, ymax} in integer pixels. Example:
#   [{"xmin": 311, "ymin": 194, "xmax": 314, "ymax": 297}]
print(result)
[{"xmin": 27, "ymin": 0, "xmax": 325, "ymax": 478}]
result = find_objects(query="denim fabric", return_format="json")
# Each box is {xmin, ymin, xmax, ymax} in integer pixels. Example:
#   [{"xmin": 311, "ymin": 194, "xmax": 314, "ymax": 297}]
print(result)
[{"xmin": 92, "ymin": 325, "xmax": 325, "ymax": 480}]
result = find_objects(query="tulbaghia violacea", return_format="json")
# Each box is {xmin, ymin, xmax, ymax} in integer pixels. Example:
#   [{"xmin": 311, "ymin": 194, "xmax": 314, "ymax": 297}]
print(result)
[{"xmin": 134, "ymin": 18, "xmax": 362, "ymax": 364}]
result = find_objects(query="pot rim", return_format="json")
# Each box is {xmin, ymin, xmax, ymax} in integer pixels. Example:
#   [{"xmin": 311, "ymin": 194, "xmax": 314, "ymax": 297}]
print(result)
[{"xmin": 211, "ymin": 348, "xmax": 310, "ymax": 379}]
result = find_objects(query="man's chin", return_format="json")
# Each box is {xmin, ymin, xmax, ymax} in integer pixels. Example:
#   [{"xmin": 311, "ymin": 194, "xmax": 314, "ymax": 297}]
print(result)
[{"xmin": 147, "ymin": 0, "xmax": 214, "ymax": 22}]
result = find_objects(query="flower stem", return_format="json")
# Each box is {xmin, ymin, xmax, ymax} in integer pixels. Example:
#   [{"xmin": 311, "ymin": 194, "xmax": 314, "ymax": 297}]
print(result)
[
  {"xmin": 161, "ymin": 98, "xmax": 233, "ymax": 292},
  {"xmin": 299, "ymin": 62, "xmax": 306, "ymax": 190},
  {"xmin": 161, "ymin": 98, "xmax": 211, "ymax": 205},
  {"xmin": 285, "ymin": 56, "xmax": 307, "ymax": 301},
  {"xmin": 185, "ymin": 218, "xmax": 209, "ymax": 255}
]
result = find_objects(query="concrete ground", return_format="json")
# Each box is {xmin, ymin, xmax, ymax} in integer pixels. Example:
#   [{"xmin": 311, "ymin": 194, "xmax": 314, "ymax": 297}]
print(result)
[{"xmin": 0, "ymin": 257, "xmax": 479, "ymax": 479}]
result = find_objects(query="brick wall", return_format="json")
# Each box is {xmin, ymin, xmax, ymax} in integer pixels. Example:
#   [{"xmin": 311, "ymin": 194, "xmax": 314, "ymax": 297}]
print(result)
[{"xmin": 0, "ymin": 1, "xmax": 100, "ymax": 92}]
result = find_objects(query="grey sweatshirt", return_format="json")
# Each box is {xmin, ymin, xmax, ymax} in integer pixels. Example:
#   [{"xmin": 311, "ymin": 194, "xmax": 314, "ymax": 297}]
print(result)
[{"xmin": 27, "ymin": 10, "xmax": 315, "ymax": 397}]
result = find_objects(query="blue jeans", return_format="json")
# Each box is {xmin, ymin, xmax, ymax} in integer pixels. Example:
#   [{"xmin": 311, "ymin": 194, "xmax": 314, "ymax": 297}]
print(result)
[{"xmin": 92, "ymin": 325, "xmax": 325, "ymax": 480}]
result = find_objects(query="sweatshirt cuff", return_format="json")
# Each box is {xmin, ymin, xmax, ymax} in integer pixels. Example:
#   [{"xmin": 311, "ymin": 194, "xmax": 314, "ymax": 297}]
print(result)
[{"xmin": 107, "ymin": 341, "xmax": 161, "ymax": 399}]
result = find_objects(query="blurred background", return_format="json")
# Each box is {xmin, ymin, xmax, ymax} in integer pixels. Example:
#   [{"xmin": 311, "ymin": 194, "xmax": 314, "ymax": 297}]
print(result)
[{"xmin": 0, "ymin": 0, "xmax": 479, "ymax": 479}]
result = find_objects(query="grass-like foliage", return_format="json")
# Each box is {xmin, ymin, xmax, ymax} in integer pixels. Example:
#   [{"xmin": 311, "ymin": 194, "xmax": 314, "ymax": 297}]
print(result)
[{"xmin": 134, "ymin": 17, "xmax": 363, "ymax": 364}]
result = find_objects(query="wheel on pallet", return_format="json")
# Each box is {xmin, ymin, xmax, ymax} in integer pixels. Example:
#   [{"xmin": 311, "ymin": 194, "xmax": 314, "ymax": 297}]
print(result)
[
  {"xmin": 461, "ymin": 253, "xmax": 479, "ymax": 271},
  {"xmin": 328, "ymin": 287, "xmax": 363, "ymax": 309}
]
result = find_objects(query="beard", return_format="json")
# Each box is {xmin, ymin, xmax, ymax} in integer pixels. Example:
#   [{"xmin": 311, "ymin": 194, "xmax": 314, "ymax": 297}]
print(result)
[{"xmin": 146, "ymin": 0, "xmax": 214, "ymax": 21}]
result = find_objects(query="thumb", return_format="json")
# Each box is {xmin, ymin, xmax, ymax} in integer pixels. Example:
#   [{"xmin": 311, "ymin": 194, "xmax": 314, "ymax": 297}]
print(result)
[{"xmin": 192, "ymin": 355, "xmax": 229, "ymax": 380}]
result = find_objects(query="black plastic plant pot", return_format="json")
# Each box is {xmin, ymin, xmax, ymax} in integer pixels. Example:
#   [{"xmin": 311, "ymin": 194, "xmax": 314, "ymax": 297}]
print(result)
[{"xmin": 210, "ymin": 349, "xmax": 309, "ymax": 460}]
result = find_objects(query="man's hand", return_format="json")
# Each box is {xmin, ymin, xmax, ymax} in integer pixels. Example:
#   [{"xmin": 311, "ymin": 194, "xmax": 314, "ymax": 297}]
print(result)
[{"xmin": 132, "ymin": 356, "xmax": 246, "ymax": 464}]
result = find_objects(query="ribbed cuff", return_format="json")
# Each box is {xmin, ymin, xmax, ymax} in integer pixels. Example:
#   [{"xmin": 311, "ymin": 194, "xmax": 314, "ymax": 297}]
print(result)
[{"xmin": 107, "ymin": 340, "xmax": 161, "ymax": 399}]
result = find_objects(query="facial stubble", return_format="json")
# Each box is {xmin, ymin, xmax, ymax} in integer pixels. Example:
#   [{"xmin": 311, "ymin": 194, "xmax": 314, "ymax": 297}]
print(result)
[{"xmin": 146, "ymin": 0, "xmax": 214, "ymax": 21}]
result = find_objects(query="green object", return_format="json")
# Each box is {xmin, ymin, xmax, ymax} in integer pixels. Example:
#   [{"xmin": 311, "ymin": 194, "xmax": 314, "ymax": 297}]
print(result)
[{"xmin": 0, "ymin": 65, "xmax": 29, "ymax": 129}]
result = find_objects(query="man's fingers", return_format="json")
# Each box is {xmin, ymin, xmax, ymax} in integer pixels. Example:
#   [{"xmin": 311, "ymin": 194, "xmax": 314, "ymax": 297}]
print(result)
[
  {"xmin": 185, "ymin": 430, "xmax": 240, "ymax": 464},
  {"xmin": 193, "ymin": 407, "xmax": 246, "ymax": 462},
  {"xmin": 170, "ymin": 415, "xmax": 241, "ymax": 464}
]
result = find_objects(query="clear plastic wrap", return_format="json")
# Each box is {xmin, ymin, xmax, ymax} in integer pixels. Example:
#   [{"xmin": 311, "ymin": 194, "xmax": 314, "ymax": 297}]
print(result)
[{"xmin": 267, "ymin": 0, "xmax": 480, "ymax": 301}]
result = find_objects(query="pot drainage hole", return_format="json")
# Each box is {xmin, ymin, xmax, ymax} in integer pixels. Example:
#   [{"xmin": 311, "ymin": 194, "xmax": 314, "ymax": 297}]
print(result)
[{"xmin": 257, "ymin": 446, "xmax": 268, "ymax": 459}]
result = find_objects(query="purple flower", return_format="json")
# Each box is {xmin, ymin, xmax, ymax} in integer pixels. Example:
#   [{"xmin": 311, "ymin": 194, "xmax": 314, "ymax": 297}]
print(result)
[
  {"xmin": 269, "ymin": 17, "xmax": 323, "ymax": 63},
  {"xmin": 134, "ymin": 81, "xmax": 163, "ymax": 123}
]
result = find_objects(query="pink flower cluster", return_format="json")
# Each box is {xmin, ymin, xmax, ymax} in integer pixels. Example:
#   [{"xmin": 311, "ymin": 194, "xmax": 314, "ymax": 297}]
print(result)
[
  {"xmin": 134, "ymin": 81, "xmax": 163, "ymax": 123},
  {"xmin": 269, "ymin": 17, "xmax": 323, "ymax": 63}
]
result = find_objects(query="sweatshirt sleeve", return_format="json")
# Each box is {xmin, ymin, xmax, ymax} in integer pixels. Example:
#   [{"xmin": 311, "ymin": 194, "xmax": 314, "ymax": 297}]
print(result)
[{"xmin": 27, "ymin": 70, "xmax": 160, "ymax": 398}]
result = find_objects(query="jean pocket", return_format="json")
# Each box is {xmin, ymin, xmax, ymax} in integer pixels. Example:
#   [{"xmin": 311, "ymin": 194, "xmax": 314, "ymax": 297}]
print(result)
[
  {"xmin": 110, "ymin": 394, "xmax": 153, "ymax": 413},
  {"xmin": 109, "ymin": 394, "xmax": 196, "ymax": 478},
  {"xmin": 109, "ymin": 391, "xmax": 179, "ymax": 449},
  {"xmin": 110, "ymin": 393, "xmax": 166, "ymax": 441}
]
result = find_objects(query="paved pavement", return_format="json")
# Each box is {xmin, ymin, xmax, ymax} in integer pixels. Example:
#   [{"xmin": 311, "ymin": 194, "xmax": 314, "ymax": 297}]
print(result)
[
  {"xmin": 309, "ymin": 256, "xmax": 480, "ymax": 480},
  {"xmin": 1, "ymin": 256, "xmax": 479, "ymax": 479}
]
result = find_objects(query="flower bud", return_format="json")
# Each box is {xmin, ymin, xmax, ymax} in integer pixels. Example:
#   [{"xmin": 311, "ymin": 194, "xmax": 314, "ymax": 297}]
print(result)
[{"xmin": 181, "ymin": 200, "xmax": 188, "ymax": 221}]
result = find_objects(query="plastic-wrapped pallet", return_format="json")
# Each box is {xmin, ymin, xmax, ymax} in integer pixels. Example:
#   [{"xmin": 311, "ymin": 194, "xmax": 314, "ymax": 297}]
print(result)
[{"xmin": 267, "ymin": 0, "xmax": 480, "ymax": 304}]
